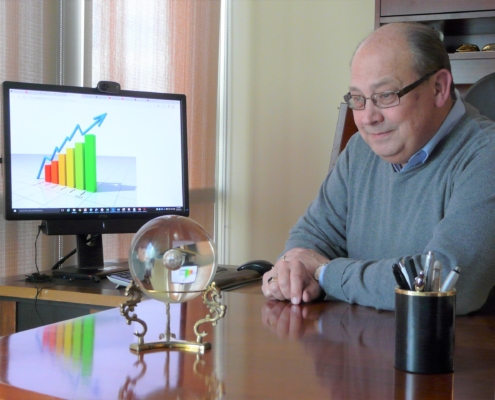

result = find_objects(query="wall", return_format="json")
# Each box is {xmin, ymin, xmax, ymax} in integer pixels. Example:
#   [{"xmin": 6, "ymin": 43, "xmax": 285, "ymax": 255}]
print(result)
[{"xmin": 223, "ymin": 0, "xmax": 375, "ymax": 264}]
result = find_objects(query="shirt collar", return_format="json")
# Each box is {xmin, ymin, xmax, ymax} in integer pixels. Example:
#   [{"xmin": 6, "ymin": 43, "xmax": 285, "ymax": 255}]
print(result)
[{"xmin": 394, "ymin": 89, "xmax": 465, "ymax": 173}]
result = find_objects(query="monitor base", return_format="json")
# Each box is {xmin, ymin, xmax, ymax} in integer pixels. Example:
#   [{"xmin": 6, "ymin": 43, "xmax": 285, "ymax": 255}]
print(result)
[
  {"xmin": 25, "ymin": 272, "xmax": 52, "ymax": 283},
  {"xmin": 52, "ymin": 260, "xmax": 129, "ymax": 280}
]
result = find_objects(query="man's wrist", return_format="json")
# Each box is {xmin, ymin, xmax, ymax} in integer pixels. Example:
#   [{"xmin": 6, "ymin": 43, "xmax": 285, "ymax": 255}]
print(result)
[{"xmin": 314, "ymin": 263, "xmax": 328, "ymax": 281}]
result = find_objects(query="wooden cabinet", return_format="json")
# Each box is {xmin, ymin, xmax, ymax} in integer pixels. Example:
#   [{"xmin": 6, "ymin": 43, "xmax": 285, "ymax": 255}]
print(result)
[
  {"xmin": 375, "ymin": 0, "xmax": 495, "ymax": 85},
  {"xmin": 380, "ymin": 0, "xmax": 495, "ymax": 16}
]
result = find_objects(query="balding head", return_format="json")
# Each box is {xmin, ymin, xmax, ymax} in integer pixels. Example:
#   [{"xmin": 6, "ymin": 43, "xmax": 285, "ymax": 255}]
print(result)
[
  {"xmin": 353, "ymin": 23, "xmax": 455, "ymax": 99},
  {"xmin": 355, "ymin": 23, "xmax": 409, "ymax": 60},
  {"xmin": 347, "ymin": 22, "xmax": 455, "ymax": 165}
]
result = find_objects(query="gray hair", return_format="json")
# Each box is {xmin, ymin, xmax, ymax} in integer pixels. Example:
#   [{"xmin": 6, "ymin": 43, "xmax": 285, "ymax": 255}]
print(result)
[
  {"xmin": 401, "ymin": 22, "xmax": 456, "ymax": 99},
  {"xmin": 352, "ymin": 23, "xmax": 456, "ymax": 100}
]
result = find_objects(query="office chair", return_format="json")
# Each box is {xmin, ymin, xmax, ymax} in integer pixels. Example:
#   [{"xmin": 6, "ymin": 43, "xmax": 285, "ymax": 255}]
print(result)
[
  {"xmin": 329, "ymin": 102, "xmax": 358, "ymax": 171},
  {"xmin": 464, "ymin": 72, "xmax": 495, "ymax": 122}
]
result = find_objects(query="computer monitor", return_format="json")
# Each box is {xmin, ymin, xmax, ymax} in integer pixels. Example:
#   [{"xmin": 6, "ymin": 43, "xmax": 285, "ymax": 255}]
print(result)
[{"xmin": 2, "ymin": 81, "xmax": 189, "ymax": 278}]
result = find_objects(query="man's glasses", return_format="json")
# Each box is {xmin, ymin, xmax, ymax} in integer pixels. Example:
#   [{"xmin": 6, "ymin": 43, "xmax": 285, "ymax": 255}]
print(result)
[{"xmin": 344, "ymin": 70, "xmax": 438, "ymax": 110}]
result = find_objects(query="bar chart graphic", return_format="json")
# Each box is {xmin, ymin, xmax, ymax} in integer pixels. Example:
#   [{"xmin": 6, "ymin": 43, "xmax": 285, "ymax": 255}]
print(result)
[
  {"xmin": 44, "ymin": 134, "xmax": 97, "ymax": 192},
  {"xmin": 37, "ymin": 113, "xmax": 107, "ymax": 193}
]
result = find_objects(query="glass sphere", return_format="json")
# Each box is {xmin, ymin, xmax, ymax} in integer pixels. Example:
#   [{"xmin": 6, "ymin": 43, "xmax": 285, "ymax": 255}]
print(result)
[{"xmin": 128, "ymin": 215, "xmax": 216, "ymax": 303}]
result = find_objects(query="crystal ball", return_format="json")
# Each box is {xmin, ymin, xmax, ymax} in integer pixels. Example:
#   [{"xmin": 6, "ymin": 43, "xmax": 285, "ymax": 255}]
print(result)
[{"xmin": 128, "ymin": 215, "xmax": 216, "ymax": 303}]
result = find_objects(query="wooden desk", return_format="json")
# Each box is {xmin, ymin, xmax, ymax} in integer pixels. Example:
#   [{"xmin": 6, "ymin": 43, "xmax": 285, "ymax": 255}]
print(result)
[
  {"xmin": 1, "ymin": 291, "xmax": 495, "ymax": 399},
  {"xmin": 0, "ymin": 274, "xmax": 125, "ymax": 336},
  {"xmin": 0, "ymin": 267, "xmax": 262, "ymax": 336}
]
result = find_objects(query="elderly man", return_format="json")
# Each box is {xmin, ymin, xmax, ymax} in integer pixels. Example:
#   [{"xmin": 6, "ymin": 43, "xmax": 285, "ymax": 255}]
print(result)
[{"xmin": 262, "ymin": 22, "xmax": 495, "ymax": 315}]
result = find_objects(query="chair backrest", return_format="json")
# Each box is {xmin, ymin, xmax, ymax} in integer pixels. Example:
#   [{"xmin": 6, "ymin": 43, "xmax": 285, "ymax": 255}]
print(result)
[
  {"xmin": 329, "ymin": 102, "xmax": 358, "ymax": 171},
  {"xmin": 464, "ymin": 72, "xmax": 495, "ymax": 122}
]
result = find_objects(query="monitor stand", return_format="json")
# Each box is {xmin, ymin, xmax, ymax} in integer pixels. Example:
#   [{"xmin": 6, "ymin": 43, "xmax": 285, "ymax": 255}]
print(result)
[{"xmin": 51, "ymin": 234, "xmax": 128, "ymax": 280}]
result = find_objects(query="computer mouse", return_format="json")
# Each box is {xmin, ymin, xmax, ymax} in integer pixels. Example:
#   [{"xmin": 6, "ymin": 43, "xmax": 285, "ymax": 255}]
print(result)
[{"xmin": 237, "ymin": 259, "xmax": 273, "ymax": 276}]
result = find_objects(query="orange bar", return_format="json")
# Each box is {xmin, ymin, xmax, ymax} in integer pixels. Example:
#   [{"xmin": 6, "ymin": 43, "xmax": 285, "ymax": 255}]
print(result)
[{"xmin": 51, "ymin": 160, "xmax": 59, "ymax": 184}]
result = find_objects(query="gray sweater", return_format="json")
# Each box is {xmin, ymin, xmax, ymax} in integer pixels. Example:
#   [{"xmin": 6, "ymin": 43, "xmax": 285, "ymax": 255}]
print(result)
[{"xmin": 284, "ymin": 103, "xmax": 495, "ymax": 315}]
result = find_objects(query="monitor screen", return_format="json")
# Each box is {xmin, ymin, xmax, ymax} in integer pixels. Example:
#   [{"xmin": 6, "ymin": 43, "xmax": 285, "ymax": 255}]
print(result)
[{"xmin": 2, "ymin": 81, "xmax": 189, "ymax": 276}]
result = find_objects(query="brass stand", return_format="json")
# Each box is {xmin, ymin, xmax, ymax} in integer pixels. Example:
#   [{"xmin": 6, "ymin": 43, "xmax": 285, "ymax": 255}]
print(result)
[
  {"xmin": 120, "ymin": 281, "xmax": 226, "ymax": 353},
  {"xmin": 118, "ymin": 352, "xmax": 224, "ymax": 399}
]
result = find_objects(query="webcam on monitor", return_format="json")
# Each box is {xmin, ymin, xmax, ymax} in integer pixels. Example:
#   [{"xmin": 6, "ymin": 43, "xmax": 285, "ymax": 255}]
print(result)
[{"xmin": 96, "ymin": 80, "xmax": 121, "ymax": 94}]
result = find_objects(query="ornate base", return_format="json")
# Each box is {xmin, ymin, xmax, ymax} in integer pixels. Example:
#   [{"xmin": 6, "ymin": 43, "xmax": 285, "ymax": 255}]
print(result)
[
  {"xmin": 129, "ymin": 338, "xmax": 211, "ymax": 353},
  {"xmin": 120, "ymin": 281, "xmax": 226, "ymax": 353},
  {"xmin": 119, "ymin": 351, "xmax": 224, "ymax": 399}
]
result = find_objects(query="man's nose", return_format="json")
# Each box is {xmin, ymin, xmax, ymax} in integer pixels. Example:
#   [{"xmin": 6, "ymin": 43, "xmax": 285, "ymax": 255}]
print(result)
[{"xmin": 358, "ymin": 100, "xmax": 384, "ymax": 125}]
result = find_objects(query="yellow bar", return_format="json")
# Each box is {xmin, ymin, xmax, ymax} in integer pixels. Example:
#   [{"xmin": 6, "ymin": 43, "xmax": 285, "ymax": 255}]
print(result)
[
  {"xmin": 73, "ymin": 319, "xmax": 82, "ymax": 363},
  {"xmin": 64, "ymin": 320, "xmax": 73, "ymax": 359},
  {"xmin": 56, "ymin": 323, "xmax": 65, "ymax": 355},
  {"xmin": 58, "ymin": 153, "xmax": 66, "ymax": 186}
]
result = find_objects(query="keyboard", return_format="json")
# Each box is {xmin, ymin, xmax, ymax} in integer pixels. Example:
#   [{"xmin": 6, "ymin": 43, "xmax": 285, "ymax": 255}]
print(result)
[
  {"xmin": 107, "ymin": 265, "xmax": 262, "ymax": 291},
  {"xmin": 107, "ymin": 270, "xmax": 134, "ymax": 287}
]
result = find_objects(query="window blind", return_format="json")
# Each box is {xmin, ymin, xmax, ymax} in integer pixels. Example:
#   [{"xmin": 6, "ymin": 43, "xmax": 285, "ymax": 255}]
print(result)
[{"xmin": 0, "ymin": 0, "xmax": 220, "ymax": 277}]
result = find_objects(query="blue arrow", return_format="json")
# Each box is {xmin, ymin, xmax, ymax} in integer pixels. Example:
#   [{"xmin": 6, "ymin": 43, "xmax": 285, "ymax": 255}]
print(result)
[{"xmin": 36, "ymin": 113, "xmax": 107, "ymax": 179}]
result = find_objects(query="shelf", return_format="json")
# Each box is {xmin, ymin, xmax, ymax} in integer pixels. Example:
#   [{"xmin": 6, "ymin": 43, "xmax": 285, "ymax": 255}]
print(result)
[
  {"xmin": 380, "ymin": 11, "xmax": 495, "ymax": 27},
  {"xmin": 449, "ymin": 51, "xmax": 495, "ymax": 60},
  {"xmin": 376, "ymin": 0, "xmax": 495, "ymax": 85},
  {"xmin": 380, "ymin": 13, "xmax": 495, "ymax": 37},
  {"xmin": 380, "ymin": 0, "xmax": 495, "ymax": 17},
  {"xmin": 449, "ymin": 52, "xmax": 495, "ymax": 84}
]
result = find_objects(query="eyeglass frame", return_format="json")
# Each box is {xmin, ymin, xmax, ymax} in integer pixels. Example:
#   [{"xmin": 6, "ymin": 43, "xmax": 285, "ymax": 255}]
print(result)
[{"xmin": 343, "ymin": 70, "xmax": 439, "ymax": 110}]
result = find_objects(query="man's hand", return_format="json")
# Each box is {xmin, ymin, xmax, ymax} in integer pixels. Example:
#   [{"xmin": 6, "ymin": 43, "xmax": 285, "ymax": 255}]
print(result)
[
  {"xmin": 262, "ymin": 248, "xmax": 329, "ymax": 305},
  {"xmin": 261, "ymin": 300, "xmax": 321, "ymax": 339}
]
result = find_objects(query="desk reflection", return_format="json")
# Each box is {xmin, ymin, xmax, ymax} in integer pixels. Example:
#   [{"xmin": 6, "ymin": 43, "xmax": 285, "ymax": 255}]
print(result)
[
  {"xmin": 2, "ymin": 292, "xmax": 495, "ymax": 399},
  {"xmin": 41, "ymin": 316, "xmax": 96, "ymax": 379},
  {"xmin": 261, "ymin": 301, "xmax": 458, "ymax": 399},
  {"xmin": 0, "ymin": 300, "xmax": 224, "ymax": 399},
  {"xmin": 118, "ymin": 352, "xmax": 224, "ymax": 400}
]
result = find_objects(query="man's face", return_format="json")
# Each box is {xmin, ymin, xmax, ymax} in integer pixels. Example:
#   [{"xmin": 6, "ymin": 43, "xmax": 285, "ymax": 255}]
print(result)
[{"xmin": 349, "ymin": 39, "xmax": 439, "ymax": 165}]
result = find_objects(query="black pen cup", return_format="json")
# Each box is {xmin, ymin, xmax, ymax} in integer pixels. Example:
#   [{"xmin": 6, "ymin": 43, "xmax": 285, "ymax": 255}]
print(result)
[
  {"xmin": 395, "ymin": 288, "xmax": 456, "ymax": 374},
  {"xmin": 393, "ymin": 369, "xmax": 453, "ymax": 399}
]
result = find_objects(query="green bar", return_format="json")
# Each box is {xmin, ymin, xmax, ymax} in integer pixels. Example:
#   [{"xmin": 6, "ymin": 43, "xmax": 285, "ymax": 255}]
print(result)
[
  {"xmin": 81, "ymin": 316, "xmax": 95, "ymax": 376},
  {"xmin": 75, "ymin": 142, "xmax": 85, "ymax": 190},
  {"xmin": 84, "ymin": 134, "xmax": 97, "ymax": 192}
]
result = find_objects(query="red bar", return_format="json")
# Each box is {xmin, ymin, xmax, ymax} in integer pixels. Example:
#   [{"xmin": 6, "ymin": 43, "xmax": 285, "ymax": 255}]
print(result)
[
  {"xmin": 45, "ymin": 164, "xmax": 51, "ymax": 182},
  {"xmin": 48, "ymin": 325, "xmax": 56, "ymax": 350},
  {"xmin": 51, "ymin": 160, "xmax": 59, "ymax": 184}
]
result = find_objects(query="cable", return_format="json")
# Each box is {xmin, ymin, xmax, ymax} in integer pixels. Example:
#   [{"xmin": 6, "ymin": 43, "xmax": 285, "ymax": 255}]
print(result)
[
  {"xmin": 50, "ymin": 233, "xmax": 102, "ymax": 270},
  {"xmin": 26, "ymin": 225, "xmax": 51, "ymax": 283},
  {"xmin": 30, "ymin": 282, "xmax": 58, "ymax": 328},
  {"xmin": 35, "ymin": 224, "xmax": 41, "ymax": 273},
  {"xmin": 32, "ymin": 286, "xmax": 46, "ymax": 326},
  {"xmin": 51, "ymin": 248, "xmax": 77, "ymax": 270}
]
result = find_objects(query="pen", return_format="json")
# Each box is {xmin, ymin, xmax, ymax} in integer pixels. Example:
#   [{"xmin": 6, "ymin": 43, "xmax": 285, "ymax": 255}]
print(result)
[
  {"xmin": 424, "ymin": 251, "xmax": 434, "ymax": 292},
  {"xmin": 404, "ymin": 258, "xmax": 418, "ymax": 289},
  {"xmin": 441, "ymin": 266, "xmax": 461, "ymax": 292},
  {"xmin": 392, "ymin": 263, "xmax": 411, "ymax": 290},
  {"xmin": 398, "ymin": 259, "xmax": 412, "ymax": 289},
  {"xmin": 430, "ymin": 260, "xmax": 443, "ymax": 292}
]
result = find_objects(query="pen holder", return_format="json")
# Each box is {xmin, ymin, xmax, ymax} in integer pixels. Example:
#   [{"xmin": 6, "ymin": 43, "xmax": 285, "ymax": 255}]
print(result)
[
  {"xmin": 393, "ymin": 369, "xmax": 453, "ymax": 399},
  {"xmin": 395, "ymin": 288, "xmax": 456, "ymax": 374}
]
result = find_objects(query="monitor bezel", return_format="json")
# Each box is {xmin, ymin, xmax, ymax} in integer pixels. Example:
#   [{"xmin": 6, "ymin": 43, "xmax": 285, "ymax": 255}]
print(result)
[{"xmin": 2, "ymin": 80, "xmax": 190, "ymax": 229}]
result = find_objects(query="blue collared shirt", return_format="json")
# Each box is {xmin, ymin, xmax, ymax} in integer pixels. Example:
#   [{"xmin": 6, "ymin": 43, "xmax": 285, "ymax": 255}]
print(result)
[{"xmin": 393, "ymin": 89, "xmax": 466, "ymax": 173}]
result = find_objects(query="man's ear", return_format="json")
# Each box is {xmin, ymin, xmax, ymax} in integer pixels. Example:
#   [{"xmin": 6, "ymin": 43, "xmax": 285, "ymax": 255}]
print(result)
[{"xmin": 433, "ymin": 69, "xmax": 453, "ymax": 107}]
